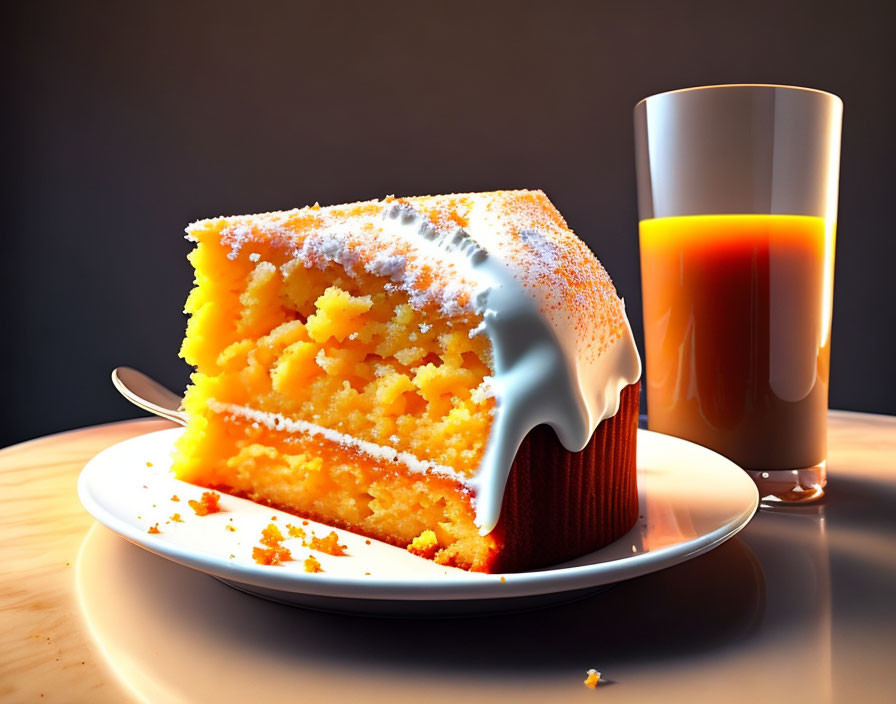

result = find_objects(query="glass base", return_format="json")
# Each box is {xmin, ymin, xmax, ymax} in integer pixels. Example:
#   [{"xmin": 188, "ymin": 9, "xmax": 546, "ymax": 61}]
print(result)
[{"xmin": 745, "ymin": 463, "xmax": 826, "ymax": 504}]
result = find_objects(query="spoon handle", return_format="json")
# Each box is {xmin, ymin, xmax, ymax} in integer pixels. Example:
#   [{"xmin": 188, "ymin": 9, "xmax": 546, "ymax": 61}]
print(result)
[{"xmin": 112, "ymin": 367, "xmax": 188, "ymax": 426}]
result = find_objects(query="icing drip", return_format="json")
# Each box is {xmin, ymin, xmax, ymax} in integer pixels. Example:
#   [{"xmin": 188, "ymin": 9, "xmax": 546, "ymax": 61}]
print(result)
[{"xmin": 375, "ymin": 201, "xmax": 641, "ymax": 534}]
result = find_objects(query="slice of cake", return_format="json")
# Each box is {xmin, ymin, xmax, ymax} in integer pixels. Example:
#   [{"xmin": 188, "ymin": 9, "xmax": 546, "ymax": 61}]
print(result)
[{"xmin": 174, "ymin": 190, "xmax": 641, "ymax": 572}]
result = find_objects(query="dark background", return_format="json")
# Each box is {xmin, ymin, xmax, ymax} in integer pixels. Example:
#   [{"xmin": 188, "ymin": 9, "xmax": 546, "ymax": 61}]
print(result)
[{"xmin": 4, "ymin": 0, "xmax": 895, "ymax": 447}]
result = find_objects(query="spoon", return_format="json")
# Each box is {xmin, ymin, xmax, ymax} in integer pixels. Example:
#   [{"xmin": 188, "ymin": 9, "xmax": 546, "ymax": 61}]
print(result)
[{"xmin": 112, "ymin": 367, "xmax": 188, "ymax": 426}]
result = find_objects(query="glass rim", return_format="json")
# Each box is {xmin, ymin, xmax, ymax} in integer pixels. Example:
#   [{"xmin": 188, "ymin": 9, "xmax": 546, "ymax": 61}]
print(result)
[{"xmin": 634, "ymin": 83, "xmax": 842, "ymax": 110}]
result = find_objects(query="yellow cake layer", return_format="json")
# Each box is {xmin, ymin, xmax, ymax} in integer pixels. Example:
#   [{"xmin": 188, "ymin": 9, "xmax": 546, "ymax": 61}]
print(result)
[
  {"xmin": 177, "ymin": 235, "xmax": 495, "ymax": 477},
  {"xmin": 174, "ymin": 216, "xmax": 499, "ymax": 569},
  {"xmin": 180, "ymin": 412, "xmax": 497, "ymax": 571}
]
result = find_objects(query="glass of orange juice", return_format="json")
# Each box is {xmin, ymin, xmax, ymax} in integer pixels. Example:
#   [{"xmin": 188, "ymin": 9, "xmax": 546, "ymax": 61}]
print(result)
[{"xmin": 634, "ymin": 84, "xmax": 842, "ymax": 503}]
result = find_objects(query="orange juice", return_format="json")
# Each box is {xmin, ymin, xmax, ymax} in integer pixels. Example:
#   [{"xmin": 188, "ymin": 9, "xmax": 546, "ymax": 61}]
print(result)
[{"xmin": 639, "ymin": 214, "xmax": 835, "ymax": 470}]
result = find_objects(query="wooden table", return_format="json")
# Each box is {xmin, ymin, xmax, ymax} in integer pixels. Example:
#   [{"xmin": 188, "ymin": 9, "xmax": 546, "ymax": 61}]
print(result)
[{"xmin": 2, "ymin": 412, "xmax": 894, "ymax": 703}]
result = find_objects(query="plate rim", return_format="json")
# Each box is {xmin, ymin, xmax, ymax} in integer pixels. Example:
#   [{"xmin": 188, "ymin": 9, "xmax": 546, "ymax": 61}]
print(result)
[{"xmin": 77, "ymin": 427, "xmax": 759, "ymax": 601}]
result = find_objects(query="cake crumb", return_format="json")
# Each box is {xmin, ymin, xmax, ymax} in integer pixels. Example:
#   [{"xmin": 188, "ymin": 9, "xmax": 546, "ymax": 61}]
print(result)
[
  {"xmin": 252, "ymin": 523, "xmax": 293, "ymax": 565},
  {"xmin": 252, "ymin": 545, "xmax": 292, "ymax": 565},
  {"xmin": 407, "ymin": 529, "xmax": 439, "ymax": 559},
  {"xmin": 261, "ymin": 523, "xmax": 285, "ymax": 546},
  {"xmin": 304, "ymin": 555, "xmax": 323, "ymax": 573},
  {"xmin": 188, "ymin": 491, "xmax": 221, "ymax": 516},
  {"xmin": 365, "ymin": 539, "xmax": 371, "ymax": 545},
  {"xmin": 584, "ymin": 669, "xmax": 601, "ymax": 689},
  {"xmin": 500, "ymin": 576, "xmax": 506, "ymax": 583},
  {"xmin": 225, "ymin": 524, "xmax": 237, "ymax": 532},
  {"xmin": 147, "ymin": 524, "xmax": 160, "ymax": 534},
  {"xmin": 309, "ymin": 531, "xmax": 347, "ymax": 556},
  {"xmin": 286, "ymin": 524, "xmax": 306, "ymax": 540},
  {"xmin": 170, "ymin": 513, "xmax": 183, "ymax": 523},
  {"xmin": 145, "ymin": 461, "xmax": 153, "ymax": 467},
  {"xmin": 171, "ymin": 494, "xmax": 180, "ymax": 502}
]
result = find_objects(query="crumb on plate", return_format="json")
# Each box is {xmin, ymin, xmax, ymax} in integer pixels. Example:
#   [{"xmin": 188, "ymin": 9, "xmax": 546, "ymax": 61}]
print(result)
[
  {"xmin": 286, "ymin": 524, "xmax": 306, "ymax": 540},
  {"xmin": 252, "ymin": 545, "xmax": 292, "ymax": 565},
  {"xmin": 304, "ymin": 555, "xmax": 323, "ymax": 573},
  {"xmin": 309, "ymin": 531, "xmax": 347, "ymax": 556},
  {"xmin": 260, "ymin": 523, "xmax": 284, "ymax": 547},
  {"xmin": 188, "ymin": 491, "xmax": 221, "ymax": 516},
  {"xmin": 251, "ymin": 523, "xmax": 294, "ymax": 565}
]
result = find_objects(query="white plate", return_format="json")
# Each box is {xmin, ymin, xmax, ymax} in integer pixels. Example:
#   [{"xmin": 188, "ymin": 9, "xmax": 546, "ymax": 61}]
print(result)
[{"xmin": 78, "ymin": 428, "xmax": 758, "ymax": 616}]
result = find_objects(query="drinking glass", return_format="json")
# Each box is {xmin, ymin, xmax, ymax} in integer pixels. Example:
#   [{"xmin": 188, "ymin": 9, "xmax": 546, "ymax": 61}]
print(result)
[{"xmin": 634, "ymin": 84, "xmax": 842, "ymax": 502}]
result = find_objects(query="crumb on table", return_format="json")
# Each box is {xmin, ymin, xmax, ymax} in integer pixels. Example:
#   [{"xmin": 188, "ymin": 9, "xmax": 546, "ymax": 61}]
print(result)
[
  {"xmin": 584, "ymin": 669, "xmax": 601, "ymax": 689},
  {"xmin": 188, "ymin": 491, "xmax": 221, "ymax": 516}
]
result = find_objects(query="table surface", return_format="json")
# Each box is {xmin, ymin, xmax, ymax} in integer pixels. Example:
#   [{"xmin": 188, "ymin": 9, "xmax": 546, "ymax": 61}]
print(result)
[{"xmin": 2, "ymin": 412, "xmax": 894, "ymax": 704}]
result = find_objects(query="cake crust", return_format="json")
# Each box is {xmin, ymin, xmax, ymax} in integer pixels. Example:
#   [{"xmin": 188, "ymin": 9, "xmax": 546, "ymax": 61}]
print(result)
[{"xmin": 489, "ymin": 382, "xmax": 640, "ymax": 572}]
